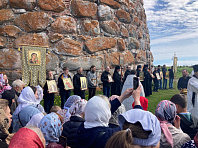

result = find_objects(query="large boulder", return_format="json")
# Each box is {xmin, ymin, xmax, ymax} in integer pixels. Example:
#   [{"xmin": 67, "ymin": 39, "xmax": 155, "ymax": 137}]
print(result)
[
  {"xmin": 9, "ymin": 0, "xmax": 36, "ymax": 10},
  {"xmin": 0, "ymin": 36, "xmax": 6, "ymax": 48},
  {"xmin": 51, "ymin": 16, "xmax": 76, "ymax": 34},
  {"xmin": 49, "ymin": 33, "xmax": 64, "ymax": 43},
  {"xmin": 117, "ymin": 38, "xmax": 125, "ymax": 51},
  {"xmin": 0, "ymin": 25, "xmax": 21, "ymax": 38},
  {"xmin": 37, "ymin": 0, "xmax": 66, "ymax": 12},
  {"xmin": 13, "ymin": 33, "xmax": 49, "ymax": 48},
  {"xmin": 128, "ymin": 37, "xmax": 140, "ymax": 50},
  {"xmin": 116, "ymin": 10, "xmax": 131, "ymax": 23},
  {"xmin": 54, "ymin": 38, "xmax": 83, "ymax": 56},
  {"xmin": 61, "ymin": 56, "xmax": 103, "ymax": 71},
  {"xmin": 0, "ymin": 49, "xmax": 21, "ymax": 70},
  {"xmin": 85, "ymin": 37, "xmax": 117, "ymax": 53},
  {"xmin": 98, "ymin": 5, "xmax": 113, "ymax": 21},
  {"xmin": 46, "ymin": 52, "xmax": 59, "ymax": 70},
  {"xmin": 14, "ymin": 12, "xmax": 53, "ymax": 32},
  {"xmin": 81, "ymin": 20, "xmax": 100, "ymax": 36},
  {"xmin": 100, "ymin": 21, "xmax": 120, "ymax": 36},
  {"xmin": 100, "ymin": 0, "xmax": 120, "ymax": 9},
  {"xmin": 0, "ymin": 9, "xmax": 14, "ymax": 24},
  {"xmin": 71, "ymin": 0, "xmax": 97, "ymax": 18},
  {"xmin": 0, "ymin": 0, "xmax": 8, "ymax": 9}
]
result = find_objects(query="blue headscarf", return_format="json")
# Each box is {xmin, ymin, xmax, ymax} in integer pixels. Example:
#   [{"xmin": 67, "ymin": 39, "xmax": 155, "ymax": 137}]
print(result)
[{"xmin": 39, "ymin": 113, "xmax": 62, "ymax": 145}]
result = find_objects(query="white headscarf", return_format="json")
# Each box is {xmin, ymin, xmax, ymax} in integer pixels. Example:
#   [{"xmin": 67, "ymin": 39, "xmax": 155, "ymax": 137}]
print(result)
[
  {"xmin": 14, "ymin": 86, "xmax": 37, "ymax": 115},
  {"xmin": 69, "ymin": 99, "xmax": 87, "ymax": 117},
  {"xmin": 84, "ymin": 96, "xmax": 111, "ymax": 128},
  {"xmin": 35, "ymin": 85, "xmax": 43, "ymax": 104}
]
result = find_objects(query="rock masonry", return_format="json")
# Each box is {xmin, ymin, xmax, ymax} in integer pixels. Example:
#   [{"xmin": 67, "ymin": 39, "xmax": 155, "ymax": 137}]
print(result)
[{"xmin": 0, "ymin": 0, "xmax": 153, "ymax": 82}]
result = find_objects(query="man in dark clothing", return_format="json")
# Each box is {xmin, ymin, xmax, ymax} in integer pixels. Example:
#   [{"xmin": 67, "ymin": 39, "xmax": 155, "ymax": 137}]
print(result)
[
  {"xmin": 123, "ymin": 65, "xmax": 131, "ymax": 84},
  {"xmin": 101, "ymin": 66, "xmax": 112, "ymax": 98},
  {"xmin": 44, "ymin": 70, "xmax": 56, "ymax": 112},
  {"xmin": 157, "ymin": 65, "xmax": 162, "ymax": 89},
  {"xmin": 162, "ymin": 65, "xmax": 167, "ymax": 89},
  {"xmin": 168, "ymin": 66, "xmax": 174, "ymax": 89},
  {"xmin": 143, "ymin": 65, "xmax": 152, "ymax": 97},
  {"xmin": 170, "ymin": 94, "xmax": 198, "ymax": 139},
  {"xmin": 87, "ymin": 65, "xmax": 97, "ymax": 100},
  {"xmin": 73, "ymin": 67, "xmax": 85, "ymax": 99},
  {"xmin": 153, "ymin": 67, "xmax": 159, "ymax": 92},
  {"xmin": 111, "ymin": 66, "xmax": 122, "ymax": 96},
  {"xmin": 136, "ymin": 65, "xmax": 141, "ymax": 77},
  {"xmin": 58, "ymin": 67, "xmax": 72, "ymax": 109},
  {"xmin": 177, "ymin": 69, "xmax": 191, "ymax": 92}
]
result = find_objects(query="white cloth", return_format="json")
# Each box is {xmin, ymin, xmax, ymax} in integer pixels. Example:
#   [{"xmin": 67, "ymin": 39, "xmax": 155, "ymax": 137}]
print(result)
[
  {"xmin": 190, "ymin": 70, "xmax": 194, "ymax": 77},
  {"xmin": 84, "ymin": 96, "xmax": 111, "ymax": 128},
  {"xmin": 187, "ymin": 76, "xmax": 198, "ymax": 118},
  {"xmin": 26, "ymin": 112, "xmax": 44, "ymax": 127},
  {"xmin": 14, "ymin": 86, "xmax": 37, "ymax": 115},
  {"xmin": 121, "ymin": 75, "xmax": 145, "ymax": 111},
  {"xmin": 35, "ymin": 85, "xmax": 43, "ymax": 104}
]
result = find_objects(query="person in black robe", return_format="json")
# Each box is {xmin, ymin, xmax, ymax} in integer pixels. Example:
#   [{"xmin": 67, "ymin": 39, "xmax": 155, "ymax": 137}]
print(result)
[
  {"xmin": 73, "ymin": 67, "xmax": 85, "ymax": 99},
  {"xmin": 111, "ymin": 66, "xmax": 122, "ymax": 96},
  {"xmin": 143, "ymin": 65, "xmax": 152, "ymax": 97},
  {"xmin": 136, "ymin": 65, "xmax": 142, "ymax": 77},
  {"xmin": 58, "ymin": 67, "xmax": 72, "ymax": 109},
  {"xmin": 153, "ymin": 67, "xmax": 159, "ymax": 92},
  {"xmin": 123, "ymin": 65, "xmax": 131, "ymax": 84}
]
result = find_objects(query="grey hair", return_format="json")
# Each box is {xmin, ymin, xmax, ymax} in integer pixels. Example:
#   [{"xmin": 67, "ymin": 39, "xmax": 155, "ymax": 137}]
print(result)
[
  {"xmin": 182, "ymin": 69, "xmax": 188, "ymax": 72},
  {"xmin": 77, "ymin": 67, "xmax": 82, "ymax": 72},
  {"xmin": 12, "ymin": 79, "xmax": 25, "ymax": 88}
]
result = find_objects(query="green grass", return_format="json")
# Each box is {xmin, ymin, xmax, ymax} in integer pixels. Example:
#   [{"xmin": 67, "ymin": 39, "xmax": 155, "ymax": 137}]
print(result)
[{"xmin": 41, "ymin": 66, "xmax": 192, "ymax": 114}]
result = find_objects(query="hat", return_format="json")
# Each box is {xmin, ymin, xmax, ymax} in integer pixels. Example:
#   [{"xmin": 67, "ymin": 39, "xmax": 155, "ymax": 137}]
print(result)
[
  {"xmin": 144, "ymin": 65, "xmax": 148, "ymax": 68},
  {"xmin": 158, "ymin": 65, "xmax": 160, "ymax": 67},
  {"xmin": 193, "ymin": 65, "xmax": 198, "ymax": 72},
  {"xmin": 118, "ymin": 109, "xmax": 161, "ymax": 147},
  {"xmin": 137, "ymin": 65, "xmax": 141, "ymax": 69}
]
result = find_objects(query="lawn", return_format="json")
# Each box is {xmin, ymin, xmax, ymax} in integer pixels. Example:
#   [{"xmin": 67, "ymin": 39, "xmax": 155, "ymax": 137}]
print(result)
[{"xmin": 41, "ymin": 66, "xmax": 193, "ymax": 114}]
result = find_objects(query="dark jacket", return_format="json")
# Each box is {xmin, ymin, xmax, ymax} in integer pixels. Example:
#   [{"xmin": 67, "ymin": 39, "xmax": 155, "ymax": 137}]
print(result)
[
  {"xmin": 111, "ymin": 71, "xmax": 122, "ymax": 96},
  {"xmin": 101, "ymin": 71, "xmax": 112, "ymax": 88},
  {"xmin": 123, "ymin": 70, "xmax": 131, "ymax": 83},
  {"xmin": 162, "ymin": 67, "xmax": 167, "ymax": 79},
  {"xmin": 43, "ymin": 78, "xmax": 55, "ymax": 99},
  {"xmin": 58, "ymin": 73, "xmax": 72, "ymax": 94},
  {"xmin": 73, "ymin": 73, "xmax": 85, "ymax": 98},
  {"xmin": 168, "ymin": 69, "xmax": 174, "ymax": 79},
  {"xmin": 177, "ymin": 76, "xmax": 191, "ymax": 90},
  {"xmin": 153, "ymin": 70, "xmax": 158, "ymax": 82},
  {"xmin": 178, "ymin": 113, "xmax": 198, "ymax": 139},
  {"xmin": 62, "ymin": 116, "xmax": 85, "ymax": 148}
]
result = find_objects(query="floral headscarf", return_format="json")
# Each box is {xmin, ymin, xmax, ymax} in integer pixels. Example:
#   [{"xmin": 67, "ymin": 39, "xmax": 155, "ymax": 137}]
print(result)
[
  {"xmin": 39, "ymin": 113, "xmax": 62, "ymax": 145},
  {"xmin": 155, "ymin": 100, "xmax": 177, "ymax": 148},
  {"xmin": 64, "ymin": 95, "xmax": 81, "ymax": 109},
  {"xmin": 69, "ymin": 99, "xmax": 87, "ymax": 117},
  {"xmin": 57, "ymin": 95, "xmax": 81, "ymax": 123}
]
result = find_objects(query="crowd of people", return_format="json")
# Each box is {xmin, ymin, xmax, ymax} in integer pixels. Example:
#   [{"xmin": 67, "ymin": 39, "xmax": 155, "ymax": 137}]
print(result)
[{"xmin": 0, "ymin": 64, "xmax": 198, "ymax": 148}]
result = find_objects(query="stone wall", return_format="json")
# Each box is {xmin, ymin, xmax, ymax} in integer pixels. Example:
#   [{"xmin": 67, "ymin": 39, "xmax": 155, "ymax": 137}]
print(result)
[{"xmin": 0, "ymin": 0, "xmax": 153, "ymax": 82}]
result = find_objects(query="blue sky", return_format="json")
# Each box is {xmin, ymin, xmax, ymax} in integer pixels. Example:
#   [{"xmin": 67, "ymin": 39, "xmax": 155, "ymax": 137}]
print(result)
[{"xmin": 143, "ymin": 0, "xmax": 198, "ymax": 66}]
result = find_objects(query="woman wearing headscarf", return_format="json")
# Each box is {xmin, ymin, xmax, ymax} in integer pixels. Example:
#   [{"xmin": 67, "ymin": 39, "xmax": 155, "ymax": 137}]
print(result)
[
  {"xmin": 0, "ymin": 99, "xmax": 13, "ymax": 147},
  {"xmin": 62, "ymin": 99, "xmax": 87, "ymax": 148},
  {"xmin": 12, "ymin": 86, "xmax": 44, "ymax": 132},
  {"xmin": 9, "ymin": 126, "xmax": 45, "ymax": 148},
  {"xmin": 39, "ymin": 112, "xmax": 63, "ymax": 147},
  {"xmin": 76, "ymin": 87, "xmax": 141, "ymax": 148},
  {"xmin": 155, "ymin": 100, "xmax": 190, "ymax": 148},
  {"xmin": 57, "ymin": 95, "xmax": 81, "ymax": 123},
  {"xmin": 111, "ymin": 66, "xmax": 122, "ymax": 96},
  {"xmin": 118, "ymin": 109, "xmax": 161, "ymax": 148}
]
